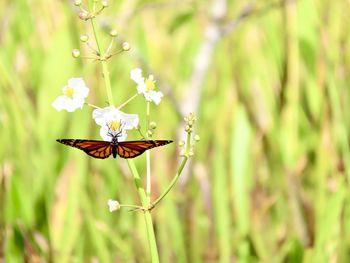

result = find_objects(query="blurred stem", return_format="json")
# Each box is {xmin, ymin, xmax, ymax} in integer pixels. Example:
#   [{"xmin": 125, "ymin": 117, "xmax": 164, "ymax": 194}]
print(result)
[
  {"xmin": 127, "ymin": 160, "xmax": 159, "ymax": 263},
  {"xmin": 146, "ymin": 102, "xmax": 151, "ymax": 200},
  {"xmin": 88, "ymin": 0, "xmax": 115, "ymax": 106},
  {"xmin": 283, "ymin": 0, "xmax": 309, "ymax": 246}
]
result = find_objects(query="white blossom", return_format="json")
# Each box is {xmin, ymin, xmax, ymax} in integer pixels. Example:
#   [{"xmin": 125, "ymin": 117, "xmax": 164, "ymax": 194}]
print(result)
[
  {"xmin": 52, "ymin": 78, "xmax": 89, "ymax": 112},
  {"xmin": 130, "ymin": 68, "xmax": 163, "ymax": 105},
  {"xmin": 92, "ymin": 106, "xmax": 139, "ymax": 141}
]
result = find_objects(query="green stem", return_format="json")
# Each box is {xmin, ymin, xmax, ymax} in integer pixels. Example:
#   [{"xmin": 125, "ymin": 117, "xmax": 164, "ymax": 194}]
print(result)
[
  {"xmin": 88, "ymin": 0, "xmax": 115, "ymax": 106},
  {"xmin": 119, "ymin": 204, "xmax": 145, "ymax": 210},
  {"xmin": 127, "ymin": 160, "xmax": 160, "ymax": 263},
  {"xmin": 151, "ymin": 156, "xmax": 188, "ymax": 208},
  {"xmin": 151, "ymin": 131, "xmax": 191, "ymax": 208},
  {"xmin": 101, "ymin": 62, "xmax": 115, "ymax": 106},
  {"xmin": 146, "ymin": 102, "xmax": 151, "ymax": 200},
  {"xmin": 117, "ymin": 93, "xmax": 138, "ymax": 110}
]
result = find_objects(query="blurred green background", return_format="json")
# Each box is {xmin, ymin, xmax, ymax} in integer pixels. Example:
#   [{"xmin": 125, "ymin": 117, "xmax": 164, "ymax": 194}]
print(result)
[{"xmin": 1, "ymin": 0, "xmax": 350, "ymax": 262}]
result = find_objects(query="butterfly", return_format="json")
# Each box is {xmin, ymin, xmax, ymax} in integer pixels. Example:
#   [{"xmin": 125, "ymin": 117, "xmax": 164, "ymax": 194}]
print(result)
[{"xmin": 56, "ymin": 130, "xmax": 172, "ymax": 159}]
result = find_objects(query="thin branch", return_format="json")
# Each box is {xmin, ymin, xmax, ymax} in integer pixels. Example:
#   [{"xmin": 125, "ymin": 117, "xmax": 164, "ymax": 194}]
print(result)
[{"xmin": 220, "ymin": 0, "xmax": 289, "ymax": 37}]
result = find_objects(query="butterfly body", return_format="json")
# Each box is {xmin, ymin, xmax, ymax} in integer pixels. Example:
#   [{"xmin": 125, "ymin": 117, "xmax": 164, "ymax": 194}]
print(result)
[{"xmin": 56, "ymin": 136, "xmax": 172, "ymax": 159}]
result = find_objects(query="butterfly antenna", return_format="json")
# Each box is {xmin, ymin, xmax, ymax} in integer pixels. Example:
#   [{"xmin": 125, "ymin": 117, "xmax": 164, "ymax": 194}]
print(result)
[
  {"xmin": 106, "ymin": 123, "xmax": 114, "ymax": 138},
  {"xmin": 136, "ymin": 127, "xmax": 146, "ymax": 140},
  {"xmin": 116, "ymin": 120, "xmax": 125, "ymax": 138}
]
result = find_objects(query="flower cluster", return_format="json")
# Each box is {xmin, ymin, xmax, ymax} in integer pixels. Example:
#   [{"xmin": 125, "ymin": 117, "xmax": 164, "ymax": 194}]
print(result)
[
  {"xmin": 179, "ymin": 113, "xmax": 199, "ymax": 157},
  {"xmin": 52, "ymin": 69, "xmax": 163, "ymax": 140}
]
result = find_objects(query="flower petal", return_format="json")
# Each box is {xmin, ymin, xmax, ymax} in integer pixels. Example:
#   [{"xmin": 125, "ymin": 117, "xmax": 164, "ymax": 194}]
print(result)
[
  {"xmin": 137, "ymin": 83, "xmax": 147, "ymax": 94},
  {"xmin": 92, "ymin": 106, "xmax": 113, "ymax": 126},
  {"xmin": 130, "ymin": 68, "xmax": 144, "ymax": 85},
  {"xmin": 68, "ymin": 77, "xmax": 84, "ymax": 87},
  {"xmin": 52, "ymin": 96, "xmax": 84, "ymax": 112},
  {"xmin": 149, "ymin": 91, "xmax": 163, "ymax": 105},
  {"xmin": 142, "ymin": 91, "xmax": 163, "ymax": 105},
  {"xmin": 118, "ymin": 111, "xmax": 139, "ymax": 129}
]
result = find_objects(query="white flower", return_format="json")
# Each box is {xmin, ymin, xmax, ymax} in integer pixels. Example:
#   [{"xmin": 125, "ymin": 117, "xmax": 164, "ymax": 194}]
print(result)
[
  {"xmin": 92, "ymin": 106, "xmax": 139, "ymax": 141},
  {"xmin": 52, "ymin": 78, "xmax": 89, "ymax": 112},
  {"xmin": 130, "ymin": 68, "xmax": 163, "ymax": 105},
  {"xmin": 108, "ymin": 199, "xmax": 120, "ymax": 212}
]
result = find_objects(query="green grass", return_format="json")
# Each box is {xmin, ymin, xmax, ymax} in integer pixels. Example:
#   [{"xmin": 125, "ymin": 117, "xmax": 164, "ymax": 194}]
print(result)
[{"xmin": 1, "ymin": 0, "xmax": 350, "ymax": 262}]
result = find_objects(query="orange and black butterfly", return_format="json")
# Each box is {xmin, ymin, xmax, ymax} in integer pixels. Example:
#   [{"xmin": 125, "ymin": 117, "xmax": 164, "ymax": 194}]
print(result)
[{"xmin": 57, "ymin": 131, "xmax": 172, "ymax": 159}]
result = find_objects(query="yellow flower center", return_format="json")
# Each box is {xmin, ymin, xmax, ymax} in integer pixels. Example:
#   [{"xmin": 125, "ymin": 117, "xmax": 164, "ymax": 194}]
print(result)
[
  {"xmin": 63, "ymin": 86, "xmax": 75, "ymax": 98},
  {"xmin": 145, "ymin": 75, "xmax": 156, "ymax": 92},
  {"xmin": 108, "ymin": 120, "xmax": 121, "ymax": 132}
]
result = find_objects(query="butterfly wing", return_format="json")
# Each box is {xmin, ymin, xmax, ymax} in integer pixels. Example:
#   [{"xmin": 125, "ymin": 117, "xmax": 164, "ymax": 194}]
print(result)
[
  {"xmin": 57, "ymin": 139, "xmax": 113, "ymax": 159},
  {"xmin": 117, "ymin": 140, "xmax": 173, "ymax": 159}
]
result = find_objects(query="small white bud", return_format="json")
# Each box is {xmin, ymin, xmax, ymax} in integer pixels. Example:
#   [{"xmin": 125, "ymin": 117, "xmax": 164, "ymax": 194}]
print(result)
[
  {"xmin": 178, "ymin": 141, "xmax": 185, "ymax": 147},
  {"xmin": 149, "ymin": 121, "xmax": 157, "ymax": 129},
  {"xmin": 80, "ymin": 34, "xmax": 89, "ymax": 42},
  {"xmin": 78, "ymin": 11, "xmax": 89, "ymax": 20},
  {"xmin": 102, "ymin": 0, "xmax": 108, "ymax": 7},
  {"xmin": 109, "ymin": 29, "xmax": 118, "ymax": 37},
  {"xmin": 72, "ymin": 49, "xmax": 80, "ymax": 58},
  {"xmin": 108, "ymin": 199, "xmax": 120, "ymax": 212},
  {"xmin": 194, "ymin": 135, "xmax": 200, "ymax": 141},
  {"xmin": 122, "ymin": 42, "xmax": 130, "ymax": 51}
]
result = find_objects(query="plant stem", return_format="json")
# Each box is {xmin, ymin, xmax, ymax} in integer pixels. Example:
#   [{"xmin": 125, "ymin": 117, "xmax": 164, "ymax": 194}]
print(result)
[
  {"xmin": 119, "ymin": 204, "xmax": 145, "ymax": 210},
  {"xmin": 88, "ymin": 0, "xmax": 115, "ymax": 106},
  {"xmin": 151, "ymin": 156, "xmax": 188, "ymax": 208},
  {"xmin": 127, "ymin": 160, "xmax": 160, "ymax": 263},
  {"xmin": 146, "ymin": 102, "xmax": 151, "ymax": 200},
  {"xmin": 151, "ymin": 131, "xmax": 191, "ymax": 208},
  {"xmin": 117, "ymin": 93, "xmax": 138, "ymax": 110}
]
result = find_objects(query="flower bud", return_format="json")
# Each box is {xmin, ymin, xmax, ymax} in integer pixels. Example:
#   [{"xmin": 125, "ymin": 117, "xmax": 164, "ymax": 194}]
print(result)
[
  {"xmin": 74, "ymin": 0, "xmax": 82, "ymax": 6},
  {"xmin": 149, "ymin": 121, "xmax": 157, "ymax": 129},
  {"xmin": 194, "ymin": 134, "xmax": 200, "ymax": 141},
  {"xmin": 178, "ymin": 141, "xmax": 185, "ymax": 147},
  {"xmin": 109, "ymin": 29, "xmax": 118, "ymax": 37},
  {"xmin": 107, "ymin": 199, "xmax": 120, "ymax": 212},
  {"xmin": 122, "ymin": 42, "xmax": 130, "ymax": 51},
  {"xmin": 188, "ymin": 150, "xmax": 194, "ymax": 157},
  {"xmin": 72, "ymin": 49, "xmax": 81, "ymax": 58},
  {"xmin": 179, "ymin": 149, "xmax": 186, "ymax": 157},
  {"xmin": 80, "ymin": 34, "xmax": 89, "ymax": 42},
  {"xmin": 147, "ymin": 130, "xmax": 153, "ymax": 136},
  {"xmin": 102, "ymin": 0, "xmax": 108, "ymax": 7},
  {"xmin": 79, "ymin": 11, "xmax": 89, "ymax": 20}
]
